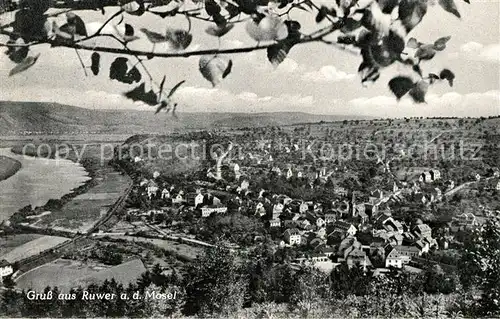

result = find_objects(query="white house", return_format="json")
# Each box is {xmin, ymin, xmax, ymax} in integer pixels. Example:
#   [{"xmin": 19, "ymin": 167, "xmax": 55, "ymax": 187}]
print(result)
[
  {"xmin": 201, "ymin": 205, "xmax": 228, "ymax": 218},
  {"xmin": 0, "ymin": 260, "xmax": 13, "ymax": 278},
  {"xmin": 269, "ymin": 219, "xmax": 281, "ymax": 228},
  {"xmin": 284, "ymin": 228, "xmax": 301, "ymax": 245}
]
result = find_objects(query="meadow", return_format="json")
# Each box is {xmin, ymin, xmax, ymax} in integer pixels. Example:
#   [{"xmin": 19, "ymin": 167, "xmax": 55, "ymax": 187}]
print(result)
[{"xmin": 0, "ymin": 235, "xmax": 70, "ymax": 263}]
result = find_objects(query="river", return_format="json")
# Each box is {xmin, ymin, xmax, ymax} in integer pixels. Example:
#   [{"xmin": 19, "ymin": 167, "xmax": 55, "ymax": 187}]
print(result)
[{"xmin": 0, "ymin": 148, "xmax": 91, "ymax": 221}]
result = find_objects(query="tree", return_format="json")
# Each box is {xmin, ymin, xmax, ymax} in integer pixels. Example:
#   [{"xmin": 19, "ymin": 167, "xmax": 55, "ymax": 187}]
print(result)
[
  {"xmin": 460, "ymin": 215, "xmax": 500, "ymax": 316},
  {"xmin": 183, "ymin": 245, "xmax": 246, "ymax": 316},
  {"xmin": 0, "ymin": 0, "xmax": 464, "ymax": 110}
]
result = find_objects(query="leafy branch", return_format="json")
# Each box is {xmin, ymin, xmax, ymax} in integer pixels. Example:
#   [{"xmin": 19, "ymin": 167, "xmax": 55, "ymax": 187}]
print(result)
[{"xmin": 0, "ymin": 0, "xmax": 469, "ymax": 110}]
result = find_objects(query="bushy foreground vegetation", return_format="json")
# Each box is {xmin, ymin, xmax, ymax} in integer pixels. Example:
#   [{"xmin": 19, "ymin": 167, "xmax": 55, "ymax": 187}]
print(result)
[{"xmin": 0, "ymin": 217, "xmax": 498, "ymax": 318}]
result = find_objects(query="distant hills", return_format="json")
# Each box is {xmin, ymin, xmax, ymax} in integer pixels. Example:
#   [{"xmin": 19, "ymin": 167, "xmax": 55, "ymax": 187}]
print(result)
[{"xmin": 0, "ymin": 101, "xmax": 371, "ymax": 135}]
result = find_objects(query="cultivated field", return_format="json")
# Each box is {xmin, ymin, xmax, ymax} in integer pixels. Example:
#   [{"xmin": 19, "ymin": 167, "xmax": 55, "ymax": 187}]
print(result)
[
  {"xmin": 30, "ymin": 169, "xmax": 131, "ymax": 232},
  {"xmin": 0, "ymin": 233, "xmax": 43, "ymax": 257},
  {"xmin": 0, "ymin": 235, "xmax": 70, "ymax": 263},
  {"xmin": 16, "ymin": 258, "xmax": 147, "ymax": 292}
]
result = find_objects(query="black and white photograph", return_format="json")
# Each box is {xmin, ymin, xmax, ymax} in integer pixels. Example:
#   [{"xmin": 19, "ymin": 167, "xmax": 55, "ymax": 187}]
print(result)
[{"xmin": 0, "ymin": 0, "xmax": 499, "ymax": 317}]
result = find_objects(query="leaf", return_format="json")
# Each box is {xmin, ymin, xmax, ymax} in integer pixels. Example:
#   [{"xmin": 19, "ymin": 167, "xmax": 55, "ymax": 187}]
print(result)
[
  {"xmin": 433, "ymin": 36, "xmax": 451, "ymax": 51},
  {"xmin": 205, "ymin": 0, "xmax": 221, "ymax": 16},
  {"xmin": 266, "ymin": 20, "xmax": 301, "ymax": 67},
  {"xmin": 428, "ymin": 73, "xmax": 440, "ymax": 84},
  {"xmin": 399, "ymin": 0, "xmax": 428, "ymax": 33},
  {"xmin": 359, "ymin": 60, "xmax": 381, "ymax": 84},
  {"xmin": 439, "ymin": 68, "xmax": 455, "ymax": 86},
  {"xmin": 408, "ymin": 80, "xmax": 429, "ymax": 103},
  {"xmin": 165, "ymin": 29, "xmax": 192, "ymax": 50},
  {"xmin": 407, "ymin": 37, "xmax": 422, "ymax": 49},
  {"xmin": 158, "ymin": 75, "xmax": 167, "ymax": 100},
  {"xmin": 385, "ymin": 30, "xmax": 405, "ymax": 55},
  {"xmin": 115, "ymin": 23, "xmax": 140, "ymax": 42},
  {"xmin": 222, "ymin": 60, "xmax": 233, "ymax": 78},
  {"xmin": 412, "ymin": 64, "xmax": 422, "ymax": 77},
  {"xmin": 377, "ymin": 0, "xmax": 399, "ymax": 14},
  {"xmin": 90, "ymin": 52, "xmax": 100, "ymax": 75},
  {"xmin": 124, "ymin": 83, "xmax": 159, "ymax": 106},
  {"xmin": 109, "ymin": 57, "xmax": 129, "ymax": 81},
  {"xmin": 126, "ymin": 66, "xmax": 142, "ymax": 83},
  {"xmin": 140, "ymin": 28, "xmax": 167, "ymax": 43},
  {"xmin": 341, "ymin": 18, "xmax": 362, "ymax": 33},
  {"xmin": 246, "ymin": 15, "xmax": 288, "ymax": 42},
  {"xmin": 65, "ymin": 12, "xmax": 87, "ymax": 36},
  {"xmin": 388, "ymin": 76, "xmax": 414, "ymax": 99},
  {"xmin": 121, "ymin": 0, "xmax": 145, "ymax": 15},
  {"xmin": 415, "ymin": 44, "xmax": 436, "ymax": 60},
  {"xmin": 206, "ymin": 23, "xmax": 234, "ymax": 37},
  {"xmin": 316, "ymin": 6, "xmax": 329, "ymax": 23},
  {"xmin": 438, "ymin": 0, "xmax": 460, "ymax": 18},
  {"xmin": 199, "ymin": 55, "xmax": 232, "ymax": 87},
  {"xmin": 167, "ymin": 80, "xmax": 186, "ymax": 98},
  {"xmin": 9, "ymin": 53, "xmax": 40, "ymax": 76}
]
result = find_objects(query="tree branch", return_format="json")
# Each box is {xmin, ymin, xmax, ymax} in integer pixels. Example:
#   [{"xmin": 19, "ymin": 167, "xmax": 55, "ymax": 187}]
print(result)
[{"xmin": 0, "ymin": 23, "xmax": 340, "ymax": 59}]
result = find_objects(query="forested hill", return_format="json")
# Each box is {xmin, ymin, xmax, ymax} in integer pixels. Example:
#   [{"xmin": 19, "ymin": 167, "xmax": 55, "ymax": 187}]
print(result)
[{"xmin": 0, "ymin": 101, "xmax": 370, "ymax": 135}]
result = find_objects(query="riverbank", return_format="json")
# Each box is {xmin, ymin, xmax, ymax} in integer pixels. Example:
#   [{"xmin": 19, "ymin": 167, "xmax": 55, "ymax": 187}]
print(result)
[
  {"xmin": 8, "ymin": 143, "xmax": 132, "ymax": 233},
  {"xmin": 0, "ymin": 155, "xmax": 21, "ymax": 181}
]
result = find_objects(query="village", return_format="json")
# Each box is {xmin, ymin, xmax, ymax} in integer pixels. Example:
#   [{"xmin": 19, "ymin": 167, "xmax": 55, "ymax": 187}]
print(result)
[{"xmin": 121, "ymin": 126, "xmax": 500, "ymax": 276}]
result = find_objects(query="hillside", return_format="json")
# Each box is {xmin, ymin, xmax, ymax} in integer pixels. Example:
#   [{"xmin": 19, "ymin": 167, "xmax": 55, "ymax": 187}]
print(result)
[{"xmin": 0, "ymin": 101, "xmax": 370, "ymax": 135}]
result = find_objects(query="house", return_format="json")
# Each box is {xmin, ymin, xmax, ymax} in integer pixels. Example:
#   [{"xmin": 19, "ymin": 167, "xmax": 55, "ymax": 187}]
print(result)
[
  {"xmin": 255, "ymin": 202, "xmax": 267, "ymax": 217},
  {"xmin": 299, "ymin": 202, "xmax": 309, "ymax": 214},
  {"xmin": 412, "ymin": 224, "xmax": 432, "ymax": 239},
  {"xmin": 430, "ymin": 169, "xmax": 441, "ymax": 181},
  {"xmin": 385, "ymin": 248, "xmax": 407, "ymax": 268},
  {"xmin": 187, "ymin": 192, "xmax": 205, "ymax": 207},
  {"xmin": 311, "ymin": 253, "xmax": 330, "ymax": 263},
  {"xmin": 497, "ymin": 180, "xmax": 500, "ymax": 191},
  {"xmin": 271, "ymin": 167, "xmax": 282, "ymax": 176},
  {"xmin": 272, "ymin": 203, "xmax": 284, "ymax": 216},
  {"xmin": 345, "ymin": 248, "xmax": 372, "ymax": 270},
  {"xmin": 445, "ymin": 180, "xmax": 455, "ymax": 190},
  {"xmin": 172, "ymin": 193, "xmax": 184, "ymax": 204},
  {"xmin": 305, "ymin": 212, "xmax": 326, "ymax": 228},
  {"xmin": 322, "ymin": 246, "xmax": 336, "ymax": 257},
  {"xmin": 370, "ymin": 189, "xmax": 384, "ymax": 200},
  {"xmin": 324, "ymin": 213, "xmax": 336, "ymax": 224},
  {"xmin": 286, "ymin": 168, "xmax": 293, "ymax": 179},
  {"xmin": 415, "ymin": 239, "xmax": 430, "ymax": 254},
  {"xmin": 334, "ymin": 186, "xmax": 348, "ymax": 197},
  {"xmin": 161, "ymin": 188, "xmax": 170, "ymax": 199},
  {"xmin": 420, "ymin": 172, "xmax": 432, "ymax": 183},
  {"xmin": 0, "ymin": 260, "xmax": 13, "ymax": 278},
  {"xmin": 201, "ymin": 205, "xmax": 228, "ymax": 218},
  {"xmin": 331, "ymin": 221, "xmax": 357, "ymax": 237},
  {"xmin": 269, "ymin": 219, "xmax": 281, "ymax": 228},
  {"xmin": 284, "ymin": 228, "xmax": 301, "ymax": 245},
  {"xmin": 381, "ymin": 217, "xmax": 404, "ymax": 234},
  {"xmin": 432, "ymin": 188, "xmax": 443, "ymax": 202},
  {"xmin": 453, "ymin": 212, "xmax": 477, "ymax": 227},
  {"xmin": 393, "ymin": 245, "xmax": 420, "ymax": 258}
]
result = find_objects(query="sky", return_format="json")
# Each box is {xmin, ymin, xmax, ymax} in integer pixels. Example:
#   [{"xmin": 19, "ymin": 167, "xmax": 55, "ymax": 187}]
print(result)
[{"xmin": 0, "ymin": 0, "xmax": 499, "ymax": 118}]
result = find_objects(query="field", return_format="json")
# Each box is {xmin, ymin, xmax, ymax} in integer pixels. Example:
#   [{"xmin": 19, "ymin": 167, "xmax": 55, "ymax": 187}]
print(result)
[
  {"xmin": 0, "ymin": 155, "xmax": 21, "ymax": 181},
  {"xmin": 0, "ymin": 235, "xmax": 70, "ymax": 263},
  {"xmin": 34, "ymin": 170, "xmax": 130, "ymax": 232},
  {"xmin": 16, "ymin": 258, "xmax": 146, "ymax": 292},
  {"xmin": 0, "ymin": 233, "xmax": 43, "ymax": 256},
  {"xmin": 114, "ymin": 235, "xmax": 203, "ymax": 261}
]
